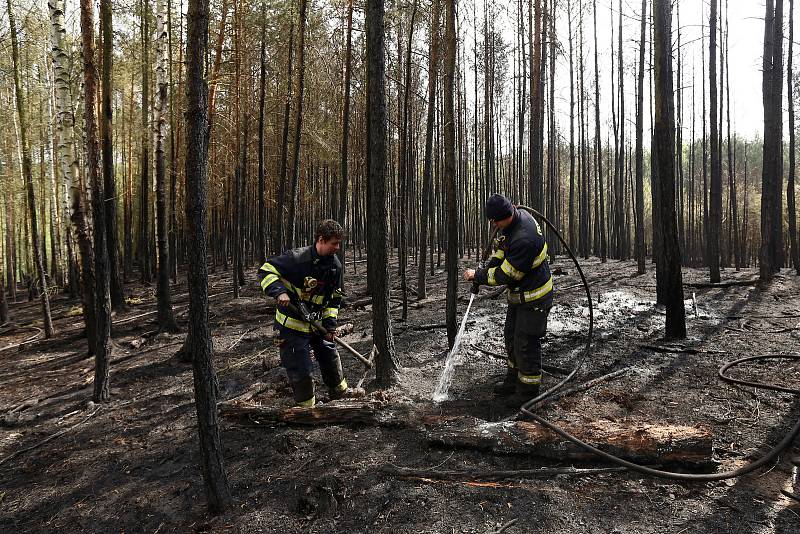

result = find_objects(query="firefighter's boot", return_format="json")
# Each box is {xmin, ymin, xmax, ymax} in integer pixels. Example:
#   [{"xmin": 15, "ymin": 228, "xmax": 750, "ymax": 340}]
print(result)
[
  {"xmin": 504, "ymin": 381, "xmax": 541, "ymax": 409},
  {"xmin": 492, "ymin": 368, "xmax": 517, "ymax": 396},
  {"xmin": 291, "ymin": 376, "xmax": 316, "ymax": 407}
]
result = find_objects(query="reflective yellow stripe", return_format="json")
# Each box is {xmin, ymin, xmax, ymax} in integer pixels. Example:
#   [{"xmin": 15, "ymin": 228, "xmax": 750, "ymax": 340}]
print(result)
[
  {"xmin": 322, "ymin": 307, "xmax": 339, "ymax": 319},
  {"xmin": 491, "ymin": 249, "xmax": 505, "ymax": 261},
  {"xmin": 297, "ymin": 396, "xmax": 316, "ymax": 407},
  {"xmin": 261, "ymin": 262, "xmax": 280, "ymax": 275},
  {"xmin": 332, "ymin": 378, "xmax": 347, "ymax": 393},
  {"xmin": 261, "ymin": 273, "xmax": 279, "ymax": 290},
  {"xmin": 521, "ymin": 275, "xmax": 553, "ymax": 302},
  {"xmin": 531, "ymin": 243, "xmax": 548, "ymax": 268},
  {"xmin": 518, "ymin": 372, "xmax": 542, "ymax": 385},
  {"xmin": 333, "ymin": 288, "xmax": 344, "ymax": 299},
  {"xmin": 487, "ymin": 267, "xmax": 498, "ymax": 286},
  {"xmin": 310, "ymin": 294, "xmax": 325, "ymax": 305},
  {"xmin": 501, "ymin": 259, "xmax": 525, "ymax": 281},
  {"xmin": 275, "ymin": 309, "xmax": 312, "ymax": 333}
]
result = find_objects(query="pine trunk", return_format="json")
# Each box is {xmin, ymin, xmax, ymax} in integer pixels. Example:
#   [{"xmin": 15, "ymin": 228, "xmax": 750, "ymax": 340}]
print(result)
[
  {"xmin": 185, "ymin": 0, "xmax": 232, "ymax": 513},
  {"xmin": 365, "ymin": 0, "xmax": 399, "ymax": 386}
]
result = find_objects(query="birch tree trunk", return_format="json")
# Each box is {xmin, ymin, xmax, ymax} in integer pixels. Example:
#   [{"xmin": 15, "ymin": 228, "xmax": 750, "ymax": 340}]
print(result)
[{"xmin": 155, "ymin": 0, "xmax": 178, "ymax": 331}]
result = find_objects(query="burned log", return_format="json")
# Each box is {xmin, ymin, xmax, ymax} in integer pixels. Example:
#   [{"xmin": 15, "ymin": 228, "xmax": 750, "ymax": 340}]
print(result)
[
  {"xmin": 219, "ymin": 397, "xmax": 414, "ymax": 426},
  {"xmin": 424, "ymin": 416, "xmax": 714, "ymax": 467}
]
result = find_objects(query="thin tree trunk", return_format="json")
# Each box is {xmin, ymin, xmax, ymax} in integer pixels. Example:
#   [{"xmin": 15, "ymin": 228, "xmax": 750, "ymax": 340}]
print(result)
[
  {"xmin": 275, "ymin": 27, "xmax": 294, "ymax": 254},
  {"xmin": 287, "ymin": 0, "xmax": 307, "ymax": 250},
  {"xmin": 184, "ymin": 0, "xmax": 232, "ymax": 513},
  {"xmin": 635, "ymin": 0, "xmax": 646, "ymax": 274},
  {"xmin": 789, "ymin": 0, "xmax": 800, "ymax": 273},
  {"xmin": 101, "ymin": 0, "xmax": 126, "ymax": 311},
  {"xmin": 593, "ymin": 0, "xmax": 606, "ymax": 262},
  {"xmin": 444, "ymin": 0, "xmax": 458, "ymax": 348},
  {"xmin": 708, "ymin": 0, "xmax": 721, "ymax": 282},
  {"xmin": 80, "ymin": 0, "xmax": 113, "ymax": 400},
  {"xmin": 7, "ymin": 0, "xmax": 54, "ymax": 338},
  {"xmin": 257, "ymin": 4, "xmax": 267, "ymax": 265},
  {"xmin": 140, "ymin": 0, "xmax": 153, "ymax": 283},
  {"xmin": 399, "ymin": 2, "xmax": 417, "ymax": 321},
  {"xmin": 155, "ymin": 0, "xmax": 177, "ymax": 331},
  {"xmin": 418, "ymin": 0, "xmax": 439, "ymax": 301},
  {"xmin": 338, "ymin": 0, "xmax": 354, "ymax": 273}
]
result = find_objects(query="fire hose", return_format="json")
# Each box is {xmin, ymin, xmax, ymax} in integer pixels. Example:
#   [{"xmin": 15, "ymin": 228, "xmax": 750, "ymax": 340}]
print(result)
[{"xmin": 495, "ymin": 205, "xmax": 800, "ymax": 486}]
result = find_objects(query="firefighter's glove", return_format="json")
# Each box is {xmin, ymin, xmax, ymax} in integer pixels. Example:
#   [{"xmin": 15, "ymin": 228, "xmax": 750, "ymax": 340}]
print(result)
[
  {"xmin": 324, "ymin": 327, "xmax": 338, "ymax": 342},
  {"xmin": 322, "ymin": 318, "xmax": 338, "ymax": 335}
]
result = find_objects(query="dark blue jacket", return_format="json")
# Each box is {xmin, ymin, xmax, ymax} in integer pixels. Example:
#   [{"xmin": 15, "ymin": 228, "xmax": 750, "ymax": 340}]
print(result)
[{"xmin": 474, "ymin": 209, "xmax": 553, "ymax": 304}]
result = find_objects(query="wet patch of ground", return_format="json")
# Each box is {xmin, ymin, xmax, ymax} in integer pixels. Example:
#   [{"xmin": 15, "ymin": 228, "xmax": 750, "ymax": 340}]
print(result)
[{"xmin": 1, "ymin": 256, "xmax": 800, "ymax": 533}]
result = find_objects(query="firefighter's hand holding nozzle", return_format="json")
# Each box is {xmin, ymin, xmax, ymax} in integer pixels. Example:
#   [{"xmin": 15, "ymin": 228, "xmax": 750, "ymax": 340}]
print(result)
[
  {"xmin": 276, "ymin": 293, "xmax": 291, "ymax": 307},
  {"xmin": 463, "ymin": 269, "xmax": 481, "ymax": 295},
  {"xmin": 324, "ymin": 328, "xmax": 337, "ymax": 342}
]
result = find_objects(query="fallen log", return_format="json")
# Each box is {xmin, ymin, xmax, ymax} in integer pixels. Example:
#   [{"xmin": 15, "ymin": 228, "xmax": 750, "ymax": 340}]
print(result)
[
  {"xmin": 219, "ymin": 398, "xmax": 414, "ymax": 426},
  {"xmin": 424, "ymin": 416, "xmax": 714, "ymax": 467},
  {"xmin": 684, "ymin": 279, "xmax": 759, "ymax": 288},
  {"xmin": 381, "ymin": 465, "xmax": 627, "ymax": 481}
]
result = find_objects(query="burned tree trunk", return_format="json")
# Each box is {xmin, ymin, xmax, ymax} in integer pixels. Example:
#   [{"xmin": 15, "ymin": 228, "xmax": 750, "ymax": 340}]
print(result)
[
  {"xmin": 417, "ymin": 0, "xmax": 439, "ymax": 301},
  {"xmin": 338, "ymin": 0, "xmax": 354, "ymax": 275},
  {"xmin": 761, "ymin": 0, "xmax": 785, "ymax": 280},
  {"xmin": 444, "ymin": 0, "xmax": 458, "ymax": 348},
  {"xmin": 365, "ymin": 0, "xmax": 399, "ymax": 386},
  {"xmin": 653, "ymin": 0, "xmax": 686, "ymax": 339},
  {"xmin": 80, "ymin": 0, "xmax": 112, "ymax": 400},
  {"xmin": 634, "ymin": 0, "xmax": 647, "ymax": 274},
  {"xmin": 185, "ymin": 0, "xmax": 232, "ymax": 513},
  {"xmin": 287, "ymin": 0, "xmax": 307, "ymax": 249},
  {"xmin": 708, "ymin": 0, "xmax": 721, "ymax": 282}
]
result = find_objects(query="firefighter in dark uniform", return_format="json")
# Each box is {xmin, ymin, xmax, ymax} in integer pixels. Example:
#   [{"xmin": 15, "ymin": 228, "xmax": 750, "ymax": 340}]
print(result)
[
  {"xmin": 463, "ymin": 194, "xmax": 554, "ymax": 404},
  {"xmin": 258, "ymin": 219, "xmax": 349, "ymax": 407}
]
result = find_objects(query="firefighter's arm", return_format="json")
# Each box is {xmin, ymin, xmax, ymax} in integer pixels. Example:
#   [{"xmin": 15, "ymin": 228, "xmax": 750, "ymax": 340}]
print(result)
[
  {"xmin": 474, "ymin": 239, "xmax": 536, "ymax": 287},
  {"xmin": 258, "ymin": 255, "xmax": 291, "ymax": 300}
]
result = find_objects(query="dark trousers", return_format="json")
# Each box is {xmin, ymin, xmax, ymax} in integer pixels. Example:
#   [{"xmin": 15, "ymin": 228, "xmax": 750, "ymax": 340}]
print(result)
[
  {"xmin": 503, "ymin": 299, "xmax": 552, "ymax": 385},
  {"xmin": 277, "ymin": 327, "xmax": 345, "ymax": 403}
]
